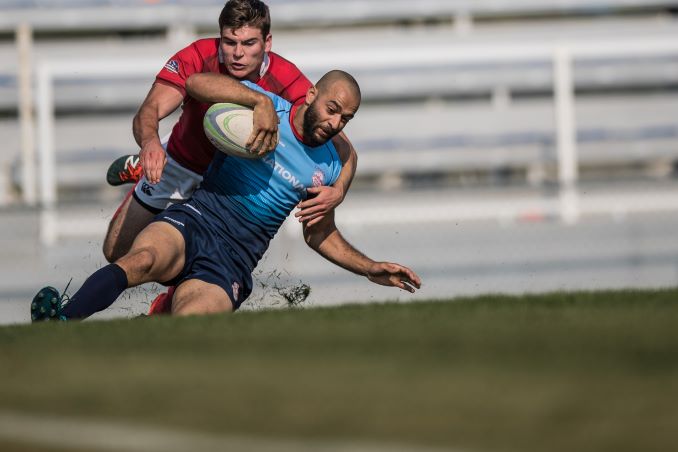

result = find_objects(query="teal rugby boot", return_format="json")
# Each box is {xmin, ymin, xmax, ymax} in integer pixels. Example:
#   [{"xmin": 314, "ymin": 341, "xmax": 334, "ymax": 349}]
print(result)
[{"xmin": 30, "ymin": 286, "xmax": 68, "ymax": 322}]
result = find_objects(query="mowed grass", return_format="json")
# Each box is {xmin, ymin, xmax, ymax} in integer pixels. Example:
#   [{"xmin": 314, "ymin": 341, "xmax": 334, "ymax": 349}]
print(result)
[{"xmin": 2, "ymin": 289, "xmax": 678, "ymax": 452}]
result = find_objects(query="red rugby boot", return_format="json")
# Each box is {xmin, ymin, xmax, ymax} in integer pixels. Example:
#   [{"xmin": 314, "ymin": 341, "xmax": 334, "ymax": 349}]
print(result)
[{"xmin": 148, "ymin": 286, "xmax": 175, "ymax": 315}]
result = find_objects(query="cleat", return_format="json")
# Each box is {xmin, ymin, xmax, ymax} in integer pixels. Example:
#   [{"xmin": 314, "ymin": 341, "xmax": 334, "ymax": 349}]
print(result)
[
  {"xmin": 30, "ymin": 286, "xmax": 68, "ymax": 323},
  {"xmin": 106, "ymin": 154, "xmax": 143, "ymax": 186},
  {"xmin": 148, "ymin": 286, "xmax": 175, "ymax": 315}
]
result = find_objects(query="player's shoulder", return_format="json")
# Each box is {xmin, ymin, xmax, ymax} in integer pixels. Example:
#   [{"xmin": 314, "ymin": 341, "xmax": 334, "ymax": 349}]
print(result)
[
  {"xmin": 267, "ymin": 52, "xmax": 305, "ymax": 81},
  {"xmin": 182, "ymin": 38, "xmax": 220, "ymax": 57}
]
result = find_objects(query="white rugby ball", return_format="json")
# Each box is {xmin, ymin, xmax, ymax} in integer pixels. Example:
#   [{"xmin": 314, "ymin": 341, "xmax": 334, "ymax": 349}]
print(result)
[{"xmin": 203, "ymin": 103, "xmax": 276, "ymax": 159}]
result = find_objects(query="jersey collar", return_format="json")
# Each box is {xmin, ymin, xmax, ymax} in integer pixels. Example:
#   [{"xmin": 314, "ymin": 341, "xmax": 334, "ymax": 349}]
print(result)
[{"xmin": 289, "ymin": 103, "xmax": 306, "ymax": 144}]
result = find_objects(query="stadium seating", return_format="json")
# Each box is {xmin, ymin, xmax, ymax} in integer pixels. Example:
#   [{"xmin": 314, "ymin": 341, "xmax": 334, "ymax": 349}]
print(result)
[{"xmin": 0, "ymin": 0, "xmax": 677, "ymax": 206}]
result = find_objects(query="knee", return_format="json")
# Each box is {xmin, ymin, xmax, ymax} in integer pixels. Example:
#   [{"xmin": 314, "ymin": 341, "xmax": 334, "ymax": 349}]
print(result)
[{"xmin": 117, "ymin": 247, "xmax": 158, "ymax": 278}]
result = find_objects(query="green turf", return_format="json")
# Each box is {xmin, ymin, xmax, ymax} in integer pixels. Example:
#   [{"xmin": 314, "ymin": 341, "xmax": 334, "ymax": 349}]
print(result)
[{"xmin": 2, "ymin": 288, "xmax": 678, "ymax": 452}]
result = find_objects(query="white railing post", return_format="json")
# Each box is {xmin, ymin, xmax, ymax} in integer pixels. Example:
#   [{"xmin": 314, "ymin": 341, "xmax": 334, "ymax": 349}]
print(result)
[
  {"xmin": 36, "ymin": 62, "xmax": 58, "ymax": 245},
  {"xmin": 554, "ymin": 45, "xmax": 580, "ymax": 224},
  {"xmin": 17, "ymin": 23, "xmax": 37, "ymax": 206}
]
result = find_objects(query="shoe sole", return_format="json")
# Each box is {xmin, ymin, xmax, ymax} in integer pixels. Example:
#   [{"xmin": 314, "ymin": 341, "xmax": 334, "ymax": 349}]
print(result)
[
  {"xmin": 30, "ymin": 287, "xmax": 63, "ymax": 322},
  {"xmin": 106, "ymin": 155, "xmax": 140, "ymax": 187}
]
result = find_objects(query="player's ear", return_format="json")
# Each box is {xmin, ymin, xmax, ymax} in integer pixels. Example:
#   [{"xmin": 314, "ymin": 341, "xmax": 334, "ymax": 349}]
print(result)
[
  {"xmin": 264, "ymin": 33, "xmax": 272, "ymax": 52},
  {"xmin": 305, "ymin": 86, "xmax": 317, "ymax": 105}
]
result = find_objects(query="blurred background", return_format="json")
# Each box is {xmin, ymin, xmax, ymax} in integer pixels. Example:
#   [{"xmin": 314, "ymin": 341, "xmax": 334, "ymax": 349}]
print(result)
[{"xmin": 1, "ymin": 0, "xmax": 678, "ymax": 324}]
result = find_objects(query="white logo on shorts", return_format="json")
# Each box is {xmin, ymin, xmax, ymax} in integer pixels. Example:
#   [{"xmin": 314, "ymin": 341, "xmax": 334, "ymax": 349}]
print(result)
[{"xmin": 232, "ymin": 281, "xmax": 240, "ymax": 301}]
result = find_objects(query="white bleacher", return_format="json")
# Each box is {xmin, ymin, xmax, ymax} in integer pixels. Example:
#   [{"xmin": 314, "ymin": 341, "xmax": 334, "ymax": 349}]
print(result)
[
  {"xmin": 0, "ymin": 0, "xmax": 676, "ymax": 33},
  {"xmin": 1, "ymin": 0, "xmax": 678, "ymax": 242}
]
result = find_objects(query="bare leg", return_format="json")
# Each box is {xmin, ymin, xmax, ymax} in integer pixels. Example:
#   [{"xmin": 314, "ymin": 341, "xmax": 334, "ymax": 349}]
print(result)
[
  {"xmin": 115, "ymin": 221, "xmax": 186, "ymax": 286},
  {"xmin": 55, "ymin": 221, "xmax": 185, "ymax": 320},
  {"xmin": 172, "ymin": 279, "xmax": 234, "ymax": 316},
  {"xmin": 103, "ymin": 194, "xmax": 157, "ymax": 263}
]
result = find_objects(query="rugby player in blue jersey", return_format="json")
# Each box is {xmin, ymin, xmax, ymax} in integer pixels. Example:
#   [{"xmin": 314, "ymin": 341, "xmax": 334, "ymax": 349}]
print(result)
[{"xmin": 30, "ymin": 70, "xmax": 420, "ymax": 320}]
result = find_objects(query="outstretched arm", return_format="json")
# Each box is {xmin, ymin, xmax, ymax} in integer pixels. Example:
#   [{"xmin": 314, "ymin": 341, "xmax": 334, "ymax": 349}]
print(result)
[
  {"xmin": 295, "ymin": 132, "xmax": 357, "ymax": 226},
  {"xmin": 185, "ymin": 72, "xmax": 279, "ymax": 155},
  {"xmin": 303, "ymin": 212, "xmax": 421, "ymax": 293}
]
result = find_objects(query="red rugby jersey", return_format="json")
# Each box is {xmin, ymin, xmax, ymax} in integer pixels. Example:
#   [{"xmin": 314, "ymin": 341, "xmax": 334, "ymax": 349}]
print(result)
[{"xmin": 155, "ymin": 38, "xmax": 312, "ymax": 174}]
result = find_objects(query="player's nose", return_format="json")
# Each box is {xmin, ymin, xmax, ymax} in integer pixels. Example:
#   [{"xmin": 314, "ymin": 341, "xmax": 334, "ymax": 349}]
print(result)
[
  {"xmin": 233, "ymin": 43, "xmax": 245, "ymax": 57},
  {"xmin": 328, "ymin": 115, "xmax": 341, "ymax": 131}
]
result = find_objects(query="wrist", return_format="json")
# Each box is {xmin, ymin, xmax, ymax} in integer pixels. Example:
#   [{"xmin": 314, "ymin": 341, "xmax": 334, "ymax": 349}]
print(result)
[
  {"xmin": 140, "ymin": 135, "xmax": 161, "ymax": 149},
  {"xmin": 253, "ymin": 93, "xmax": 271, "ymax": 108}
]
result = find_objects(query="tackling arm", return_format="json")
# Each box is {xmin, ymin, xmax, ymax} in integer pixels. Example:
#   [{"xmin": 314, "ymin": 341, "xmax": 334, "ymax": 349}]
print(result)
[
  {"xmin": 133, "ymin": 82, "xmax": 184, "ymax": 184},
  {"xmin": 295, "ymin": 132, "xmax": 358, "ymax": 226},
  {"xmin": 185, "ymin": 72, "xmax": 278, "ymax": 154},
  {"xmin": 303, "ymin": 212, "xmax": 421, "ymax": 293}
]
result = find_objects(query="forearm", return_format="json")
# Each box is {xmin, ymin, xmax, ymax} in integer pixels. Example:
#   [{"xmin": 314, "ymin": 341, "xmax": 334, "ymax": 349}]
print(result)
[
  {"xmin": 133, "ymin": 107, "xmax": 162, "ymax": 149},
  {"xmin": 133, "ymin": 83, "xmax": 183, "ymax": 148},
  {"xmin": 304, "ymin": 214, "xmax": 422, "ymax": 293},
  {"xmin": 186, "ymin": 73, "xmax": 267, "ymax": 107},
  {"xmin": 305, "ymin": 218, "xmax": 374, "ymax": 277}
]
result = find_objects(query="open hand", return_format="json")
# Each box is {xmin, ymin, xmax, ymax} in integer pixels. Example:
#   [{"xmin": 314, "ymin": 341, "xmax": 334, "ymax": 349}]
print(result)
[
  {"xmin": 139, "ymin": 140, "xmax": 167, "ymax": 184},
  {"xmin": 367, "ymin": 262, "xmax": 422, "ymax": 293}
]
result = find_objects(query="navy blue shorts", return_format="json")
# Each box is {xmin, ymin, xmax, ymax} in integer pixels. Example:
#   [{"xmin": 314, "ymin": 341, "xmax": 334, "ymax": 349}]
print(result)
[{"xmin": 153, "ymin": 202, "xmax": 253, "ymax": 310}]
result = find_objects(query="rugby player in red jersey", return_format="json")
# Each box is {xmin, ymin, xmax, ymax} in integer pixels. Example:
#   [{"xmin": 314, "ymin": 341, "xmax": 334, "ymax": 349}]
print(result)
[{"xmin": 102, "ymin": 0, "xmax": 358, "ymax": 313}]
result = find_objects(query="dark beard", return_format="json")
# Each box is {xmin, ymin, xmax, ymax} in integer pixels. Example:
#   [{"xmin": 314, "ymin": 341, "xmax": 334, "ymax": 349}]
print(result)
[{"xmin": 302, "ymin": 101, "xmax": 331, "ymax": 147}]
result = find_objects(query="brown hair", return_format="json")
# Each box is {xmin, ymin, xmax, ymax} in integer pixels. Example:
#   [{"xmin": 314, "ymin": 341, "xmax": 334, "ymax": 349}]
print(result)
[{"xmin": 218, "ymin": 0, "xmax": 271, "ymax": 37}]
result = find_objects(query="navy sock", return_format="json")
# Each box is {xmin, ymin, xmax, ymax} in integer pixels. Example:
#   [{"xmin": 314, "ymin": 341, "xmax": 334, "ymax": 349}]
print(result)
[{"xmin": 62, "ymin": 264, "xmax": 129, "ymax": 319}]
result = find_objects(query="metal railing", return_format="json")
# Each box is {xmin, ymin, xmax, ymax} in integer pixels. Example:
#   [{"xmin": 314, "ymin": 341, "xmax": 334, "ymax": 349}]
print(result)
[{"xmin": 24, "ymin": 31, "xmax": 678, "ymax": 244}]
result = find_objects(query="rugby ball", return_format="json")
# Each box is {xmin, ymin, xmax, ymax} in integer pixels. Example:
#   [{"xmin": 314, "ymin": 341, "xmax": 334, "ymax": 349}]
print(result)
[{"xmin": 203, "ymin": 103, "xmax": 276, "ymax": 159}]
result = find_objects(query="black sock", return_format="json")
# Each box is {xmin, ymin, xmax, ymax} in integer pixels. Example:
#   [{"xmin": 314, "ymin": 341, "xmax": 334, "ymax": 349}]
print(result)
[{"xmin": 62, "ymin": 264, "xmax": 129, "ymax": 320}]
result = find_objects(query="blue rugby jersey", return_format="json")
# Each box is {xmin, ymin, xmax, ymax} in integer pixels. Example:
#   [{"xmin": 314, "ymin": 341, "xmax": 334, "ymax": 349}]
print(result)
[{"xmin": 193, "ymin": 81, "xmax": 342, "ymax": 265}]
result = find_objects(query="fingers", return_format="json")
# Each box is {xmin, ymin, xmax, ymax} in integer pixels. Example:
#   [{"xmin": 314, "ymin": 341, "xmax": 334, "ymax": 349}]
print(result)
[
  {"xmin": 304, "ymin": 215, "xmax": 325, "ymax": 227},
  {"xmin": 399, "ymin": 266, "xmax": 422, "ymax": 289},
  {"xmin": 296, "ymin": 211, "xmax": 325, "ymax": 225},
  {"xmin": 141, "ymin": 150, "xmax": 166, "ymax": 185},
  {"xmin": 264, "ymin": 130, "xmax": 279, "ymax": 153},
  {"xmin": 250, "ymin": 99, "xmax": 279, "ymax": 155},
  {"xmin": 246, "ymin": 130, "xmax": 278, "ymax": 155},
  {"xmin": 376, "ymin": 262, "xmax": 422, "ymax": 292},
  {"xmin": 394, "ymin": 279, "xmax": 417, "ymax": 293},
  {"xmin": 295, "ymin": 203, "xmax": 324, "ymax": 218}
]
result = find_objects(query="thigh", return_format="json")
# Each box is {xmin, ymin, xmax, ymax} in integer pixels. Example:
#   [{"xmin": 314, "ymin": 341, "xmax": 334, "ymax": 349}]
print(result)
[
  {"xmin": 117, "ymin": 221, "xmax": 186, "ymax": 286},
  {"xmin": 172, "ymin": 279, "xmax": 233, "ymax": 316},
  {"xmin": 104, "ymin": 191, "xmax": 157, "ymax": 261}
]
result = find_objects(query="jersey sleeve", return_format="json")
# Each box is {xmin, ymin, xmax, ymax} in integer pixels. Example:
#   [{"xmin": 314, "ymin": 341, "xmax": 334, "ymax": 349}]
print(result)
[{"xmin": 155, "ymin": 41, "xmax": 205, "ymax": 97}]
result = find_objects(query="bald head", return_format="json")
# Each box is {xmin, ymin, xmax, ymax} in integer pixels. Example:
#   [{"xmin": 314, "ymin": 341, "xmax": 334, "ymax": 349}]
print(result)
[
  {"xmin": 296, "ymin": 70, "xmax": 361, "ymax": 147},
  {"xmin": 316, "ymin": 70, "xmax": 361, "ymax": 104}
]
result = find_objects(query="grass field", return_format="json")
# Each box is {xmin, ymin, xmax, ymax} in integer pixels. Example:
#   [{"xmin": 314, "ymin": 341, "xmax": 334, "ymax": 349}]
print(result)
[{"xmin": 1, "ymin": 288, "xmax": 678, "ymax": 452}]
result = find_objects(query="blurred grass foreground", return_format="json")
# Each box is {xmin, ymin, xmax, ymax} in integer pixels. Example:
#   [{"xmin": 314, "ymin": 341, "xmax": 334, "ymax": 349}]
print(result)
[{"xmin": 1, "ymin": 289, "xmax": 678, "ymax": 452}]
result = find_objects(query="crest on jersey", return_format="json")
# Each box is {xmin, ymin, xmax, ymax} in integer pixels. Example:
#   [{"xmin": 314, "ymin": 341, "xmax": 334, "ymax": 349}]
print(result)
[
  {"xmin": 312, "ymin": 169, "xmax": 325, "ymax": 187},
  {"xmin": 231, "ymin": 281, "xmax": 240, "ymax": 302},
  {"xmin": 164, "ymin": 60, "xmax": 180, "ymax": 74}
]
